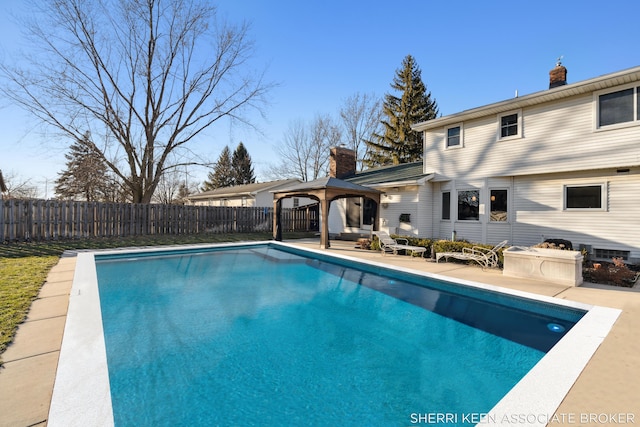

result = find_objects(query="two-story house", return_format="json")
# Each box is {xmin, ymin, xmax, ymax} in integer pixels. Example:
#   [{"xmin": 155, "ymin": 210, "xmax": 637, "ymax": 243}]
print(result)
[{"xmin": 410, "ymin": 63, "xmax": 640, "ymax": 263}]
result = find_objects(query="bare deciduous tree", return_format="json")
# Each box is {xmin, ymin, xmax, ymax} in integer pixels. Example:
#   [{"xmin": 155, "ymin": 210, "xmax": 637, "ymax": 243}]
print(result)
[
  {"xmin": 339, "ymin": 92, "xmax": 382, "ymax": 171},
  {"xmin": 152, "ymin": 168, "xmax": 199, "ymax": 204},
  {"xmin": 268, "ymin": 115, "xmax": 341, "ymax": 182},
  {"xmin": 0, "ymin": 170, "xmax": 40, "ymax": 199},
  {"xmin": 1, "ymin": 0, "xmax": 272, "ymax": 203}
]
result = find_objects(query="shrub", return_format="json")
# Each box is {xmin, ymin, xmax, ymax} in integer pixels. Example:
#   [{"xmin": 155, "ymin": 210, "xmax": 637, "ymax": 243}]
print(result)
[
  {"xmin": 586, "ymin": 258, "xmax": 639, "ymax": 287},
  {"xmin": 370, "ymin": 236, "xmax": 381, "ymax": 251},
  {"xmin": 539, "ymin": 238, "xmax": 573, "ymax": 250},
  {"xmin": 534, "ymin": 241, "xmax": 572, "ymax": 250}
]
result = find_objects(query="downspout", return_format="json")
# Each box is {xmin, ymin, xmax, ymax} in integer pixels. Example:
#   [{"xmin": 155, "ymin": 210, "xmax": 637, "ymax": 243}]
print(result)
[{"xmin": 510, "ymin": 176, "xmax": 515, "ymax": 246}]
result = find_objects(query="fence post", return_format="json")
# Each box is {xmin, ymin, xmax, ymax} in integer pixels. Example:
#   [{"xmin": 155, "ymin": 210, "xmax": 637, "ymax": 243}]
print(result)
[{"xmin": 0, "ymin": 198, "xmax": 3, "ymax": 242}]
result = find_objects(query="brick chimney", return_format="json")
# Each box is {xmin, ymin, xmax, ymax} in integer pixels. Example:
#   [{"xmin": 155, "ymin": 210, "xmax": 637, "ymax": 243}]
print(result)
[
  {"xmin": 329, "ymin": 146, "xmax": 356, "ymax": 179},
  {"xmin": 549, "ymin": 59, "xmax": 567, "ymax": 89}
]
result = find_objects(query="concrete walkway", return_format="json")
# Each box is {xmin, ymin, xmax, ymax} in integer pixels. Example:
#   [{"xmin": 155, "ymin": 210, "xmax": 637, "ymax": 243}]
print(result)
[
  {"xmin": 0, "ymin": 240, "xmax": 638, "ymax": 426},
  {"xmin": 0, "ymin": 255, "xmax": 76, "ymax": 427}
]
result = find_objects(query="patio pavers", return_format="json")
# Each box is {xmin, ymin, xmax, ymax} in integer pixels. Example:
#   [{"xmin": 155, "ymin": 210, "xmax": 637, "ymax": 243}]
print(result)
[
  {"xmin": 1, "ymin": 317, "xmax": 66, "ymax": 363},
  {"xmin": 0, "ymin": 257, "xmax": 75, "ymax": 427},
  {"xmin": 24, "ymin": 295, "xmax": 70, "ymax": 322},
  {"xmin": 552, "ymin": 289, "xmax": 640, "ymax": 419},
  {"xmin": 0, "ymin": 352, "xmax": 60, "ymax": 427}
]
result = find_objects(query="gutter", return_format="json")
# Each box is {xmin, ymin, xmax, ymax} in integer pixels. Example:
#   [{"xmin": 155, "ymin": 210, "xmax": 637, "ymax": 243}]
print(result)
[{"xmin": 359, "ymin": 174, "xmax": 434, "ymax": 189}]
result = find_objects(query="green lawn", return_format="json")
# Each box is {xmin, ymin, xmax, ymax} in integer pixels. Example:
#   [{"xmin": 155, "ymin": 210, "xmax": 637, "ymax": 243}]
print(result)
[
  {"xmin": 0, "ymin": 255, "xmax": 60, "ymax": 355},
  {"xmin": 0, "ymin": 232, "xmax": 314, "ymax": 360}
]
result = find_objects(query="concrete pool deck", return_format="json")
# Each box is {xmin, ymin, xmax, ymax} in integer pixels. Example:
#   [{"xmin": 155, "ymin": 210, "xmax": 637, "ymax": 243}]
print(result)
[{"xmin": 1, "ymin": 239, "xmax": 639, "ymax": 426}]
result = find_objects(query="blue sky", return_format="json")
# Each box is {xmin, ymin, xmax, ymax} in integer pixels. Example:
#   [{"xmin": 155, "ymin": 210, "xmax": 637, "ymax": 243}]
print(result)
[{"xmin": 1, "ymin": 0, "xmax": 639, "ymax": 197}]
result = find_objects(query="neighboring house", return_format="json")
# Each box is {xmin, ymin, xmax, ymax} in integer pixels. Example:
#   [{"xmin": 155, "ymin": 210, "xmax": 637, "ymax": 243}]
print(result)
[
  {"xmin": 332, "ymin": 64, "xmax": 640, "ymax": 263},
  {"xmin": 187, "ymin": 179, "xmax": 313, "ymax": 209}
]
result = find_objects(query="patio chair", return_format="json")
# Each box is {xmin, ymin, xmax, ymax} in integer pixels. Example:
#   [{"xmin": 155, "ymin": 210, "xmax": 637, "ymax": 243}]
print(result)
[
  {"xmin": 436, "ymin": 240, "xmax": 508, "ymax": 269},
  {"xmin": 373, "ymin": 231, "xmax": 427, "ymax": 258}
]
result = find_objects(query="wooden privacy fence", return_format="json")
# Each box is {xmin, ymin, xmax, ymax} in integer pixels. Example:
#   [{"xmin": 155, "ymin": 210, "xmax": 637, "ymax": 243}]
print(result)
[{"xmin": 0, "ymin": 199, "xmax": 319, "ymax": 242}]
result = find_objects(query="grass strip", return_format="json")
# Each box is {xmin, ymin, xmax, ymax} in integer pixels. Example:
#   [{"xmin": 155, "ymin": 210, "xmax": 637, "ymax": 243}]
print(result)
[{"xmin": 0, "ymin": 256, "xmax": 60, "ymax": 355}]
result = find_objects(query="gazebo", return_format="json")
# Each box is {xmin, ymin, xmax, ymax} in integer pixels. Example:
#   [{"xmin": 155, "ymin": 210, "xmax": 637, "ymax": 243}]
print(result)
[{"xmin": 272, "ymin": 177, "xmax": 381, "ymax": 249}]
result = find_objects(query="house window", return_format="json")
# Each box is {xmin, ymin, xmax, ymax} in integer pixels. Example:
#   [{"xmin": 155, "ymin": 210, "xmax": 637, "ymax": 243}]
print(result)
[
  {"xmin": 500, "ymin": 113, "xmax": 518, "ymax": 137},
  {"xmin": 498, "ymin": 110, "xmax": 522, "ymax": 140},
  {"xmin": 445, "ymin": 124, "xmax": 462, "ymax": 148},
  {"xmin": 241, "ymin": 197, "xmax": 247, "ymax": 207},
  {"xmin": 458, "ymin": 190, "xmax": 479, "ymax": 221},
  {"xmin": 293, "ymin": 197, "xmax": 299, "ymax": 208},
  {"xmin": 490, "ymin": 189, "xmax": 508, "ymax": 222},
  {"xmin": 442, "ymin": 191, "xmax": 451, "ymax": 220},
  {"xmin": 564, "ymin": 184, "xmax": 604, "ymax": 210},
  {"xmin": 597, "ymin": 86, "xmax": 640, "ymax": 127}
]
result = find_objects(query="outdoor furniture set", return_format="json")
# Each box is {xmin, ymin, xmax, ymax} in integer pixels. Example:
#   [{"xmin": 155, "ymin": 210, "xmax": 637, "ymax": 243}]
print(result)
[{"xmin": 374, "ymin": 231, "xmax": 506, "ymax": 269}]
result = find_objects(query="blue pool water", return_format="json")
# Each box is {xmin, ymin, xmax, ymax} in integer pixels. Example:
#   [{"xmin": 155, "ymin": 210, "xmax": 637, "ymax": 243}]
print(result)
[{"xmin": 95, "ymin": 244, "xmax": 584, "ymax": 426}]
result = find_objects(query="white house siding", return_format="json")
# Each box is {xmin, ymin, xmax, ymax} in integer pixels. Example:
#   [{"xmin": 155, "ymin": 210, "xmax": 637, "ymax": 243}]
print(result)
[
  {"xmin": 432, "ymin": 181, "xmax": 451, "ymax": 240},
  {"xmin": 379, "ymin": 186, "xmax": 422, "ymax": 236},
  {"xmin": 415, "ymin": 184, "xmax": 434, "ymax": 238},
  {"xmin": 423, "ymin": 92, "xmax": 640, "ymax": 180},
  {"xmin": 258, "ymin": 192, "xmax": 314, "ymax": 209},
  {"xmin": 430, "ymin": 178, "xmax": 511, "ymax": 245},
  {"xmin": 190, "ymin": 194, "xmax": 313, "ymax": 208},
  {"xmin": 190, "ymin": 197, "xmax": 254, "ymax": 207},
  {"xmin": 256, "ymin": 192, "xmax": 273, "ymax": 207},
  {"xmin": 487, "ymin": 222, "xmax": 511, "ymax": 246},
  {"xmin": 512, "ymin": 169, "xmax": 640, "ymax": 262},
  {"xmin": 328, "ymin": 199, "xmax": 347, "ymax": 235}
]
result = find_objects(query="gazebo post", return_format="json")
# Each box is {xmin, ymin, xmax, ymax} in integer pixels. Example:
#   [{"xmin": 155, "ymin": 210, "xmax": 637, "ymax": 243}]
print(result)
[
  {"xmin": 273, "ymin": 197, "xmax": 282, "ymax": 241},
  {"xmin": 320, "ymin": 198, "xmax": 330, "ymax": 249}
]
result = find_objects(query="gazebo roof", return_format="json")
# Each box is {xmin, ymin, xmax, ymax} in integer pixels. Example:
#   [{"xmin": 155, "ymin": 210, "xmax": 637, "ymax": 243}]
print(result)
[{"xmin": 271, "ymin": 176, "xmax": 381, "ymax": 197}]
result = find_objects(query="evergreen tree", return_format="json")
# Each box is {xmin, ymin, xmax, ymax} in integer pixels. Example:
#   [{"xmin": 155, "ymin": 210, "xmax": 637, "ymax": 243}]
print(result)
[
  {"xmin": 231, "ymin": 142, "xmax": 255, "ymax": 185},
  {"xmin": 202, "ymin": 146, "xmax": 234, "ymax": 191},
  {"xmin": 365, "ymin": 55, "xmax": 438, "ymax": 166},
  {"xmin": 54, "ymin": 133, "xmax": 111, "ymax": 201}
]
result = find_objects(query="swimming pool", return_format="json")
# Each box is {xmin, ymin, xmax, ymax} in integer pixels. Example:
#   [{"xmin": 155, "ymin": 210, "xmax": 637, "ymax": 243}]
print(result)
[{"xmin": 48, "ymin": 242, "xmax": 621, "ymax": 426}]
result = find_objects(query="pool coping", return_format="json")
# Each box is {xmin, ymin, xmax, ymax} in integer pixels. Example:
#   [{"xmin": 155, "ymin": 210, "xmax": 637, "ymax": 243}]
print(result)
[{"xmin": 48, "ymin": 241, "xmax": 622, "ymax": 426}]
